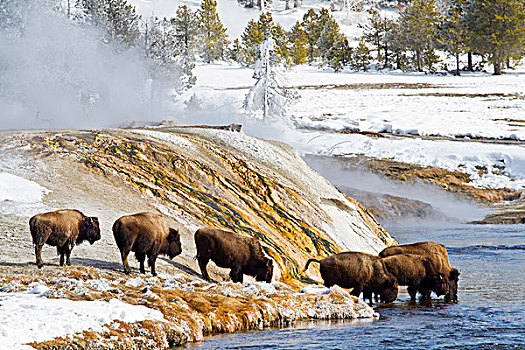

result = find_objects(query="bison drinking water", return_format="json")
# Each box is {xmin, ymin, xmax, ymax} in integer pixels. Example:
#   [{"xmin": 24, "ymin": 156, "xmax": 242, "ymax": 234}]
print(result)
[
  {"xmin": 379, "ymin": 241, "xmax": 460, "ymax": 300},
  {"xmin": 303, "ymin": 251, "xmax": 398, "ymax": 304},
  {"xmin": 29, "ymin": 209, "xmax": 101, "ymax": 268},
  {"xmin": 194, "ymin": 227, "xmax": 273, "ymax": 283},
  {"xmin": 112, "ymin": 212, "xmax": 181, "ymax": 276},
  {"xmin": 382, "ymin": 253, "xmax": 449, "ymax": 300}
]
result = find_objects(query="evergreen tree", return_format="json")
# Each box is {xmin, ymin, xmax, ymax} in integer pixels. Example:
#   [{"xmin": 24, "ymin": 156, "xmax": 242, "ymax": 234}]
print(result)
[
  {"xmin": 171, "ymin": 5, "xmax": 199, "ymax": 58},
  {"xmin": 360, "ymin": 8, "xmax": 396, "ymax": 68},
  {"xmin": 396, "ymin": 0, "xmax": 441, "ymax": 71},
  {"xmin": 244, "ymin": 37, "xmax": 292, "ymax": 124},
  {"xmin": 328, "ymin": 35, "xmax": 352, "ymax": 72},
  {"xmin": 239, "ymin": 12, "xmax": 288, "ymax": 65},
  {"xmin": 465, "ymin": 0, "xmax": 525, "ymax": 75},
  {"xmin": 77, "ymin": 0, "xmax": 141, "ymax": 47},
  {"xmin": 438, "ymin": 0, "xmax": 469, "ymax": 75},
  {"xmin": 301, "ymin": 9, "xmax": 321, "ymax": 62},
  {"xmin": 288, "ymin": 22, "xmax": 309, "ymax": 65},
  {"xmin": 351, "ymin": 39, "xmax": 372, "ymax": 71},
  {"xmin": 198, "ymin": 0, "xmax": 229, "ymax": 63},
  {"xmin": 316, "ymin": 8, "xmax": 343, "ymax": 63}
]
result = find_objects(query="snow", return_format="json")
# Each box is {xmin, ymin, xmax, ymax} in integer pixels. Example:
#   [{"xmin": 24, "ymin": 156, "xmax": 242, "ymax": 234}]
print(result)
[
  {"xmin": 0, "ymin": 284, "xmax": 165, "ymax": 350},
  {"xmin": 298, "ymin": 285, "xmax": 331, "ymax": 295},
  {"xmin": 0, "ymin": 173, "xmax": 49, "ymax": 203},
  {"xmin": 184, "ymin": 62, "xmax": 525, "ymax": 191}
]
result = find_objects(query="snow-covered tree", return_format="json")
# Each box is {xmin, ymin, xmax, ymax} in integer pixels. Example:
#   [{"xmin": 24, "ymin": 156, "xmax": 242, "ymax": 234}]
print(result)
[
  {"xmin": 77, "ymin": 0, "xmax": 141, "ymax": 47},
  {"xmin": 244, "ymin": 37, "xmax": 292, "ymax": 124}
]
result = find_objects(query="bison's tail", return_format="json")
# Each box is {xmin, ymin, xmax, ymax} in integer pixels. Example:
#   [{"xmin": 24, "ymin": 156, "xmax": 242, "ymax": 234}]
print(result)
[
  {"xmin": 29, "ymin": 216, "xmax": 41, "ymax": 246},
  {"xmin": 303, "ymin": 258, "xmax": 322, "ymax": 273}
]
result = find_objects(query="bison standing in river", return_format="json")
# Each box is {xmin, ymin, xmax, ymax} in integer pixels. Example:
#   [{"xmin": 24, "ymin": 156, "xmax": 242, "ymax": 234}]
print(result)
[
  {"xmin": 112, "ymin": 212, "xmax": 181, "ymax": 276},
  {"xmin": 304, "ymin": 251, "xmax": 399, "ymax": 304},
  {"xmin": 194, "ymin": 227, "xmax": 273, "ymax": 283},
  {"xmin": 379, "ymin": 241, "xmax": 460, "ymax": 300},
  {"xmin": 29, "ymin": 209, "xmax": 101, "ymax": 268},
  {"xmin": 382, "ymin": 253, "xmax": 449, "ymax": 300}
]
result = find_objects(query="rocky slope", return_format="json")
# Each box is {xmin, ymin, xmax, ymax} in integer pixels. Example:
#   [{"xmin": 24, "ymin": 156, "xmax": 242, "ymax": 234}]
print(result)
[{"xmin": 0, "ymin": 127, "xmax": 394, "ymax": 348}]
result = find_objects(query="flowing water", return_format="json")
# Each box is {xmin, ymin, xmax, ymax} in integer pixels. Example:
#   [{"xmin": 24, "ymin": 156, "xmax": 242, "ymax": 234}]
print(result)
[{"xmin": 183, "ymin": 223, "xmax": 525, "ymax": 349}]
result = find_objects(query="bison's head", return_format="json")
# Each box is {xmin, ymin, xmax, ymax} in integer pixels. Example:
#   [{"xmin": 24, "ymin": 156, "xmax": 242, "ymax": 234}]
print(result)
[
  {"xmin": 430, "ymin": 272, "xmax": 449, "ymax": 296},
  {"xmin": 165, "ymin": 228, "xmax": 182, "ymax": 259},
  {"xmin": 78, "ymin": 216, "xmax": 101, "ymax": 245},
  {"xmin": 446, "ymin": 268, "xmax": 460, "ymax": 300},
  {"xmin": 255, "ymin": 258, "xmax": 273, "ymax": 283},
  {"xmin": 380, "ymin": 277, "xmax": 398, "ymax": 303}
]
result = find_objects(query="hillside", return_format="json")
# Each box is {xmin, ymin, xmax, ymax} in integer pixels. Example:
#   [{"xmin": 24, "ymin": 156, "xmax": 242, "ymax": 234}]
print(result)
[{"xmin": 0, "ymin": 127, "xmax": 393, "ymax": 348}]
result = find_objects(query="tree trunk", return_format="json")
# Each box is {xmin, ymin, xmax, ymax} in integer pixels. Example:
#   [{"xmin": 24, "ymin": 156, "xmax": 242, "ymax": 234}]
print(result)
[
  {"xmin": 396, "ymin": 53, "xmax": 401, "ymax": 70},
  {"xmin": 384, "ymin": 42, "xmax": 388, "ymax": 68},
  {"xmin": 294, "ymin": 0, "xmax": 299, "ymax": 7},
  {"xmin": 416, "ymin": 50, "xmax": 422, "ymax": 72},
  {"xmin": 467, "ymin": 52, "xmax": 473, "ymax": 71},
  {"xmin": 455, "ymin": 52, "xmax": 460, "ymax": 76},
  {"xmin": 285, "ymin": 0, "xmax": 290, "ymax": 9},
  {"xmin": 493, "ymin": 60, "xmax": 502, "ymax": 75},
  {"xmin": 506, "ymin": 57, "xmax": 511, "ymax": 69}
]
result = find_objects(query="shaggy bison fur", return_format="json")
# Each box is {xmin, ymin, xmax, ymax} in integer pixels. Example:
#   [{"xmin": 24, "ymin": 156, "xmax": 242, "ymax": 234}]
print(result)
[
  {"xmin": 194, "ymin": 227, "xmax": 273, "ymax": 283},
  {"xmin": 379, "ymin": 241, "xmax": 460, "ymax": 300},
  {"xmin": 29, "ymin": 209, "xmax": 101, "ymax": 268},
  {"xmin": 304, "ymin": 251, "xmax": 398, "ymax": 304},
  {"xmin": 382, "ymin": 254, "xmax": 449, "ymax": 300},
  {"xmin": 112, "ymin": 212, "xmax": 181, "ymax": 276}
]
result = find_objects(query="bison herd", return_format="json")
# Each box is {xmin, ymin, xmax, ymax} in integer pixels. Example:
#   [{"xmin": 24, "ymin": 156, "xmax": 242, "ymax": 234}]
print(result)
[{"xmin": 28, "ymin": 209, "xmax": 459, "ymax": 304}]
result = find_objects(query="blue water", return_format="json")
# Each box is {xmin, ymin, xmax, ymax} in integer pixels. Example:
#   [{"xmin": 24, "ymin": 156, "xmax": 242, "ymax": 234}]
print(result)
[{"xmin": 182, "ymin": 224, "xmax": 525, "ymax": 349}]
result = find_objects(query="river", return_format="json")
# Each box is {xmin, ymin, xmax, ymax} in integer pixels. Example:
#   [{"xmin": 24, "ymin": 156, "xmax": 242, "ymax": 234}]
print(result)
[{"xmin": 182, "ymin": 223, "xmax": 525, "ymax": 349}]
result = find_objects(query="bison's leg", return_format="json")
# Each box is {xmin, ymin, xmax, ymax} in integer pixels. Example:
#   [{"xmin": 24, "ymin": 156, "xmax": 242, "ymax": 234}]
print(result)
[
  {"xmin": 407, "ymin": 285, "xmax": 419, "ymax": 300},
  {"xmin": 229, "ymin": 265, "xmax": 243, "ymax": 283},
  {"xmin": 362, "ymin": 288, "xmax": 374, "ymax": 305},
  {"xmin": 34, "ymin": 245, "xmax": 44, "ymax": 268},
  {"xmin": 135, "ymin": 253, "xmax": 146, "ymax": 274},
  {"xmin": 198, "ymin": 257, "xmax": 211, "ymax": 281},
  {"xmin": 148, "ymin": 254, "xmax": 158, "ymax": 276},
  {"xmin": 350, "ymin": 286, "xmax": 362, "ymax": 299},
  {"xmin": 57, "ymin": 244, "xmax": 72, "ymax": 267},
  {"xmin": 120, "ymin": 248, "xmax": 132, "ymax": 274}
]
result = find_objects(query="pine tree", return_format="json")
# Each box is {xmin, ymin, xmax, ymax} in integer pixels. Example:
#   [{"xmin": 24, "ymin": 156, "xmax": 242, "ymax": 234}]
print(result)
[
  {"xmin": 438, "ymin": 0, "xmax": 469, "ymax": 75},
  {"xmin": 198, "ymin": 0, "xmax": 230, "ymax": 63},
  {"xmin": 171, "ymin": 5, "xmax": 199, "ymax": 59},
  {"xmin": 360, "ymin": 8, "xmax": 396, "ymax": 68},
  {"xmin": 329, "ymin": 35, "xmax": 352, "ymax": 71},
  {"xmin": 465, "ymin": 0, "xmax": 525, "ymax": 75},
  {"xmin": 244, "ymin": 37, "xmax": 292, "ymax": 124},
  {"xmin": 396, "ymin": 0, "xmax": 441, "ymax": 71},
  {"xmin": 288, "ymin": 22, "xmax": 308, "ymax": 65},
  {"xmin": 77, "ymin": 0, "xmax": 141, "ymax": 47},
  {"xmin": 301, "ymin": 9, "xmax": 321, "ymax": 62},
  {"xmin": 351, "ymin": 39, "xmax": 372, "ymax": 71},
  {"xmin": 316, "ymin": 8, "xmax": 343, "ymax": 63}
]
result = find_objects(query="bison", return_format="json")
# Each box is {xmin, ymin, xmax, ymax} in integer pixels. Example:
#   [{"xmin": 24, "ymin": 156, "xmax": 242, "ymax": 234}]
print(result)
[
  {"xmin": 29, "ymin": 209, "xmax": 101, "ymax": 268},
  {"xmin": 303, "ymin": 251, "xmax": 398, "ymax": 304},
  {"xmin": 194, "ymin": 227, "xmax": 273, "ymax": 283},
  {"xmin": 379, "ymin": 241, "xmax": 460, "ymax": 300},
  {"xmin": 112, "ymin": 212, "xmax": 182, "ymax": 276},
  {"xmin": 382, "ymin": 253, "xmax": 449, "ymax": 300}
]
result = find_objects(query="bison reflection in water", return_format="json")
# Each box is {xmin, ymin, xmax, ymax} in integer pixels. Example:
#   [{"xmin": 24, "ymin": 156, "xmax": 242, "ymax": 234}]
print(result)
[
  {"xmin": 194, "ymin": 227, "xmax": 273, "ymax": 283},
  {"xmin": 379, "ymin": 241, "xmax": 460, "ymax": 300},
  {"xmin": 304, "ymin": 251, "xmax": 399, "ymax": 304},
  {"xmin": 29, "ymin": 209, "xmax": 101, "ymax": 268},
  {"xmin": 112, "ymin": 212, "xmax": 182, "ymax": 276}
]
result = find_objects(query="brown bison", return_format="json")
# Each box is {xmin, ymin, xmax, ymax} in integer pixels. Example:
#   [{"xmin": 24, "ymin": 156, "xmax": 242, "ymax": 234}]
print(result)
[
  {"xmin": 382, "ymin": 254, "xmax": 449, "ymax": 300},
  {"xmin": 379, "ymin": 241, "xmax": 460, "ymax": 300},
  {"xmin": 194, "ymin": 227, "xmax": 273, "ymax": 283},
  {"xmin": 112, "ymin": 212, "xmax": 181, "ymax": 276},
  {"xmin": 303, "ymin": 251, "xmax": 399, "ymax": 304},
  {"xmin": 29, "ymin": 209, "xmax": 101, "ymax": 268}
]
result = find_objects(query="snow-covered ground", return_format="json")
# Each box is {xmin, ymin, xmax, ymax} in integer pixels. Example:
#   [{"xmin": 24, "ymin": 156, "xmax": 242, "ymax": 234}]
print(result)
[{"xmin": 181, "ymin": 62, "xmax": 525, "ymax": 191}]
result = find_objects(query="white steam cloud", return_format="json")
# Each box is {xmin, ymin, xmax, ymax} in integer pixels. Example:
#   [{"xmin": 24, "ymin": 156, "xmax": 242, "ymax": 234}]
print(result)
[{"xmin": 0, "ymin": 1, "xmax": 154, "ymax": 130}]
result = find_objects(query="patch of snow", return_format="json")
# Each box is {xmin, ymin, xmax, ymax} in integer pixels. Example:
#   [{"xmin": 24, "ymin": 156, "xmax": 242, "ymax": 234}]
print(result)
[
  {"xmin": 0, "ymin": 286, "xmax": 164, "ymax": 349},
  {"xmin": 124, "ymin": 277, "xmax": 144, "ymax": 288},
  {"xmin": 298, "ymin": 285, "xmax": 331, "ymax": 295},
  {"xmin": 131, "ymin": 129, "xmax": 196, "ymax": 150},
  {"xmin": 0, "ymin": 173, "xmax": 49, "ymax": 203}
]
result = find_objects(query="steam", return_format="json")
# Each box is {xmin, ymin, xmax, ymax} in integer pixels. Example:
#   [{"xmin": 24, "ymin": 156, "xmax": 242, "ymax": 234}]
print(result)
[
  {"xmin": 0, "ymin": 1, "xmax": 153, "ymax": 130},
  {"xmin": 303, "ymin": 156, "xmax": 488, "ymax": 223}
]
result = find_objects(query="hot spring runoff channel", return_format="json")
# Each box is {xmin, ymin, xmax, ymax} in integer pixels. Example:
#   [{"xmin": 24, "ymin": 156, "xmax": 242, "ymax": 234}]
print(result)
[{"xmin": 182, "ymin": 224, "xmax": 525, "ymax": 349}]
